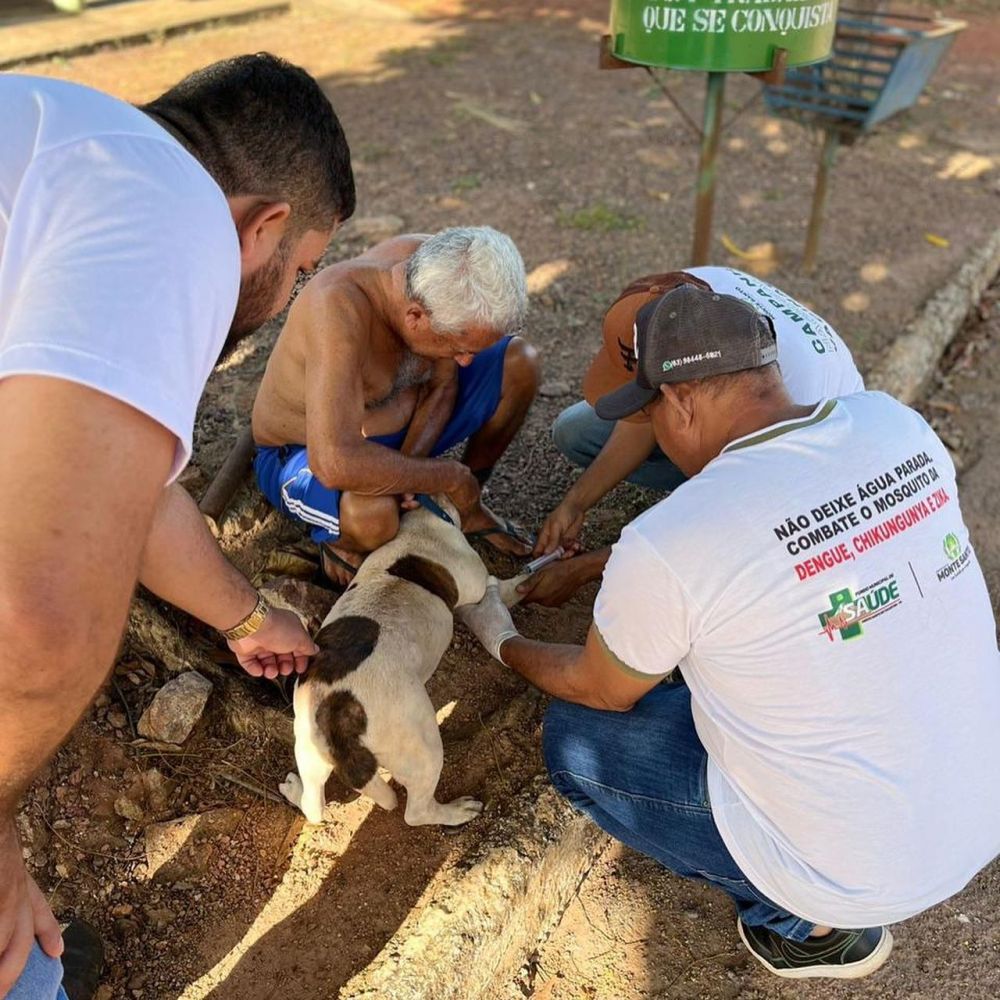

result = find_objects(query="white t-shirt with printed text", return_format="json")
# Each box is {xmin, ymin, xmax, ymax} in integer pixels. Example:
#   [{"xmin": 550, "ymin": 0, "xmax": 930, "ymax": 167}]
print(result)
[
  {"xmin": 0, "ymin": 75, "xmax": 240, "ymax": 480},
  {"xmin": 595, "ymin": 391, "xmax": 1000, "ymax": 927},
  {"xmin": 686, "ymin": 266, "xmax": 865, "ymax": 401}
]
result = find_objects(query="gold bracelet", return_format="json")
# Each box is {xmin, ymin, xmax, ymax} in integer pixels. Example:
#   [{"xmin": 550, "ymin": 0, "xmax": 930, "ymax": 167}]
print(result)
[{"xmin": 221, "ymin": 593, "xmax": 271, "ymax": 641}]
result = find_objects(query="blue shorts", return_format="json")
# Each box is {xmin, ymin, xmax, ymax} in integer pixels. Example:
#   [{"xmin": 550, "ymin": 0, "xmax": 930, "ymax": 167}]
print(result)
[{"xmin": 254, "ymin": 335, "xmax": 511, "ymax": 543}]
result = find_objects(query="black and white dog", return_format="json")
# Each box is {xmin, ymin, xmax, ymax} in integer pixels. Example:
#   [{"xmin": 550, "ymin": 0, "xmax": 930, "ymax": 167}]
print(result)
[{"xmin": 280, "ymin": 496, "xmax": 520, "ymax": 827}]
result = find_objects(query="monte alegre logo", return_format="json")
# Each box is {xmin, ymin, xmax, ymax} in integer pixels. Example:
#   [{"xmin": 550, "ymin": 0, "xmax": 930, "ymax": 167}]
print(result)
[
  {"xmin": 937, "ymin": 532, "xmax": 971, "ymax": 583},
  {"xmin": 818, "ymin": 576, "xmax": 902, "ymax": 641},
  {"xmin": 943, "ymin": 532, "xmax": 961, "ymax": 561}
]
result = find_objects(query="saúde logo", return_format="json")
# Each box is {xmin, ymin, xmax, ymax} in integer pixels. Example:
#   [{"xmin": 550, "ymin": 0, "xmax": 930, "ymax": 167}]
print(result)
[{"xmin": 818, "ymin": 575, "xmax": 902, "ymax": 641}]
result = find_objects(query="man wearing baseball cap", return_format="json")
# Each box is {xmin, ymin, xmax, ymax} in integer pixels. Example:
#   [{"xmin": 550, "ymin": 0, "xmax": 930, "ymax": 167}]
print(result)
[
  {"xmin": 519, "ymin": 267, "xmax": 863, "ymax": 605},
  {"xmin": 458, "ymin": 284, "xmax": 1000, "ymax": 979}
]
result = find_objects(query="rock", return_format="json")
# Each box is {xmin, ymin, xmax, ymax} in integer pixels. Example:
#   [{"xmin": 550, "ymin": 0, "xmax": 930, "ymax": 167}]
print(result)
[
  {"xmin": 260, "ymin": 577, "xmax": 336, "ymax": 634},
  {"xmin": 348, "ymin": 214, "xmax": 404, "ymax": 244},
  {"xmin": 114, "ymin": 796, "xmax": 145, "ymax": 823},
  {"xmin": 538, "ymin": 380, "xmax": 571, "ymax": 399},
  {"xmin": 114, "ymin": 917, "xmax": 141, "ymax": 940},
  {"xmin": 144, "ymin": 809, "xmax": 243, "ymax": 884},
  {"xmin": 137, "ymin": 672, "xmax": 213, "ymax": 745},
  {"xmin": 141, "ymin": 769, "xmax": 176, "ymax": 814},
  {"xmin": 107, "ymin": 708, "xmax": 128, "ymax": 731},
  {"xmin": 143, "ymin": 905, "xmax": 176, "ymax": 930}
]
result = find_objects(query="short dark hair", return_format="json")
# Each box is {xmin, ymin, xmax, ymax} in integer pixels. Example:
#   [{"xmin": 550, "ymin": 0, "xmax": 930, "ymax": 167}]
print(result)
[{"xmin": 141, "ymin": 53, "xmax": 355, "ymax": 232}]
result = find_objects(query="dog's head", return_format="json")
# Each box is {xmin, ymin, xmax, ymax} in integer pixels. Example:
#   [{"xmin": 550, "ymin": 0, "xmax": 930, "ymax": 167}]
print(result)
[{"xmin": 424, "ymin": 492, "xmax": 461, "ymax": 527}]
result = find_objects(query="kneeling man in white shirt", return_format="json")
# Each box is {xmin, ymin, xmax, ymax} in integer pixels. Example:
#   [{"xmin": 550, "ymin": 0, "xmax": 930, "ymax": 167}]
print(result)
[{"xmin": 458, "ymin": 285, "xmax": 1000, "ymax": 980}]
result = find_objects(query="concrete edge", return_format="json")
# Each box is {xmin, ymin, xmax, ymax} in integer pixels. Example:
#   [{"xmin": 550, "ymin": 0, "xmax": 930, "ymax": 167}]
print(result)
[
  {"xmin": 865, "ymin": 227, "xmax": 1000, "ymax": 404},
  {"xmin": 340, "ymin": 775, "xmax": 609, "ymax": 1000},
  {"xmin": 0, "ymin": 2, "xmax": 290, "ymax": 71}
]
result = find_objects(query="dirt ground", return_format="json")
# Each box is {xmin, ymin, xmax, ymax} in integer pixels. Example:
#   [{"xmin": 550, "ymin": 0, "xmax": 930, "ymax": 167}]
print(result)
[{"xmin": 8, "ymin": 1, "xmax": 1000, "ymax": 998}]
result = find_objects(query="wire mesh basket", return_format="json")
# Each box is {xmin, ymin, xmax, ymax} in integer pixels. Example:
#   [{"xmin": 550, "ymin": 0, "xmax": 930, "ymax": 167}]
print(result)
[{"xmin": 763, "ymin": 8, "xmax": 965, "ymax": 139}]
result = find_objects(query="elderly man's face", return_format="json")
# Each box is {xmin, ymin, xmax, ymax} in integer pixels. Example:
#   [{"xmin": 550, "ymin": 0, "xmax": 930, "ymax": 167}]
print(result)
[{"xmin": 404, "ymin": 307, "xmax": 504, "ymax": 367}]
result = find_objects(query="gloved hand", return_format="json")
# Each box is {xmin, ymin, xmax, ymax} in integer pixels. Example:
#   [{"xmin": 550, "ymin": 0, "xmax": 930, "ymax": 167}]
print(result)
[{"xmin": 456, "ymin": 577, "xmax": 520, "ymax": 663}]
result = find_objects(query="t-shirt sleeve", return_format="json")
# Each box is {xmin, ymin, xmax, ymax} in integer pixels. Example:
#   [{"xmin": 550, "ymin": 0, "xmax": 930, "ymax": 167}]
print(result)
[
  {"xmin": 593, "ymin": 522, "xmax": 696, "ymax": 677},
  {"xmin": 0, "ymin": 135, "xmax": 240, "ymax": 482}
]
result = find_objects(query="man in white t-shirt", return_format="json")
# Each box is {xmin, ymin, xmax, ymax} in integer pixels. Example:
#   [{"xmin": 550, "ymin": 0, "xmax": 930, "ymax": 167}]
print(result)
[
  {"xmin": 518, "ymin": 267, "xmax": 864, "ymax": 606},
  {"xmin": 1, "ymin": 56, "xmax": 355, "ymax": 1000},
  {"xmin": 457, "ymin": 285, "xmax": 1000, "ymax": 979}
]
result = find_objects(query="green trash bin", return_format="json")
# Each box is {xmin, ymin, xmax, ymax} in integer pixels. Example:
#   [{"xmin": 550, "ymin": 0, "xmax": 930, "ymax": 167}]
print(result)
[{"xmin": 609, "ymin": 0, "xmax": 837, "ymax": 72}]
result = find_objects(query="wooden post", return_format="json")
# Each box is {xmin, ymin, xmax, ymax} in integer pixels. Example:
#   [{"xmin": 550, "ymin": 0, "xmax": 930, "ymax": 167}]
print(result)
[
  {"xmin": 803, "ymin": 128, "xmax": 841, "ymax": 274},
  {"xmin": 199, "ymin": 426, "xmax": 256, "ymax": 529},
  {"xmin": 691, "ymin": 71, "xmax": 727, "ymax": 267}
]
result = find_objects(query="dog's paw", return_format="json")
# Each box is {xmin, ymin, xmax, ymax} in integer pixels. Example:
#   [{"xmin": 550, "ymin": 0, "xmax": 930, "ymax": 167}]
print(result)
[
  {"xmin": 439, "ymin": 796, "xmax": 484, "ymax": 826},
  {"xmin": 496, "ymin": 573, "xmax": 530, "ymax": 608},
  {"xmin": 279, "ymin": 772, "xmax": 304, "ymax": 808}
]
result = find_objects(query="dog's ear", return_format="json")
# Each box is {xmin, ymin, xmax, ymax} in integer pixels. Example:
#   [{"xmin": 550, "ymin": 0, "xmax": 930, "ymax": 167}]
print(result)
[{"xmin": 431, "ymin": 492, "xmax": 461, "ymax": 527}]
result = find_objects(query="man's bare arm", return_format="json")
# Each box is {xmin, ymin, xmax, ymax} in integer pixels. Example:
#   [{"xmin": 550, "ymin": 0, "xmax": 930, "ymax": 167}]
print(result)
[
  {"xmin": 458, "ymin": 584, "xmax": 663, "ymax": 711},
  {"xmin": 399, "ymin": 360, "xmax": 458, "ymax": 458},
  {"xmin": 139, "ymin": 485, "xmax": 317, "ymax": 678},
  {"xmin": 298, "ymin": 286, "xmax": 477, "ymax": 500},
  {"xmin": 499, "ymin": 624, "xmax": 662, "ymax": 712},
  {"xmin": 536, "ymin": 419, "xmax": 656, "ymax": 554},
  {"xmin": 0, "ymin": 377, "xmax": 174, "ymax": 816},
  {"xmin": 565, "ymin": 418, "xmax": 657, "ymax": 511}
]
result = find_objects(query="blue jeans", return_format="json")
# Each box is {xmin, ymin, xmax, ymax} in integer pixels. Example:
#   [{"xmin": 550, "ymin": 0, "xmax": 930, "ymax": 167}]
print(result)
[
  {"xmin": 543, "ymin": 683, "xmax": 815, "ymax": 941},
  {"xmin": 8, "ymin": 942, "xmax": 68, "ymax": 1000},
  {"xmin": 551, "ymin": 400, "xmax": 688, "ymax": 493}
]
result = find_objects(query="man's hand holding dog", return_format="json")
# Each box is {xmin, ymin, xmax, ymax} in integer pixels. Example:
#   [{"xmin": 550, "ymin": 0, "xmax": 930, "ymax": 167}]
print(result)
[
  {"xmin": 456, "ymin": 579, "xmax": 520, "ymax": 663},
  {"xmin": 445, "ymin": 465, "xmax": 483, "ymax": 519},
  {"xmin": 227, "ymin": 606, "xmax": 319, "ymax": 679}
]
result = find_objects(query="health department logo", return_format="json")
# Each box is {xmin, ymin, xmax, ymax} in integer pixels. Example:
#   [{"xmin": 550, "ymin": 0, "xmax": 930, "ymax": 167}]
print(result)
[
  {"xmin": 943, "ymin": 533, "xmax": 961, "ymax": 561},
  {"xmin": 818, "ymin": 577, "xmax": 901, "ymax": 642}
]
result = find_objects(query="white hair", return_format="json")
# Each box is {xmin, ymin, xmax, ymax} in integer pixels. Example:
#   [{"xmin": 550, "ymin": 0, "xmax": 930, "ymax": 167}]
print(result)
[{"xmin": 404, "ymin": 226, "xmax": 527, "ymax": 336}]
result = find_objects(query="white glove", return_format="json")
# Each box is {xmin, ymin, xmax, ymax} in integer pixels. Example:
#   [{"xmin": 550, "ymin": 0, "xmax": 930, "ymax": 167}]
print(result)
[{"xmin": 456, "ymin": 577, "xmax": 520, "ymax": 663}]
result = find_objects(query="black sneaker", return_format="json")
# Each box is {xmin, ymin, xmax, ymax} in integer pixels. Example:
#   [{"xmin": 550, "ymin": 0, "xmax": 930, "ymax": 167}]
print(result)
[
  {"xmin": 738, "ymin": 919, "xmax": 893, "ymax": 979},
  {"xmin": 60, "ymin": 921, "xmax": 105, "ymax": 1000}
]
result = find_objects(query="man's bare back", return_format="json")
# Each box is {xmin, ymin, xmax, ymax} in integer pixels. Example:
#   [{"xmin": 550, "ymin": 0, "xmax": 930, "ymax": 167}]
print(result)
[{"xmin": 253, "ymin": 235, "xmax": 434, "ymax": 448}]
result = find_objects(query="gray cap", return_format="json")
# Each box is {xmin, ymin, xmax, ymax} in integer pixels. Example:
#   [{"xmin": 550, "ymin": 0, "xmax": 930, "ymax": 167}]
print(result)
[{"xmin": 594, "ymin": 284, "xmax": 778, "ymax": 421}]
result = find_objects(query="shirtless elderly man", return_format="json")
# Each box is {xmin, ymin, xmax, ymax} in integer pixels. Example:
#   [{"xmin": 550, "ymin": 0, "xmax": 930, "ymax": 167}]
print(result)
[{"xmin": 253, "ymin": 227, "xmax": 539, "ymax": 583}]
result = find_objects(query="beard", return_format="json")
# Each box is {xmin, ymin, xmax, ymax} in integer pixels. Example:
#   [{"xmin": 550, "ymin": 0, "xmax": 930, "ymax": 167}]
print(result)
[{"xmin": 217, "ymin": 238, "xmax": 291, "ymax": 363}]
